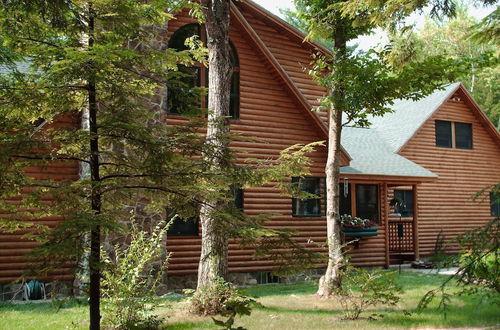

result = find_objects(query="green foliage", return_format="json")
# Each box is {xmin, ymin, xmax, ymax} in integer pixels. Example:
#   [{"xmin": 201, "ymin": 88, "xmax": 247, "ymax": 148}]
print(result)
[
  {"xmin": 101, "ymin": 218, "xmax": 170, "ymax": 330},
  {"xmin": 188, "ymin": 277, "xmax": 256, "ymax": 329},
  {"xmin": 388, "ymin": 6, "xmax": 499, "ymax": 128},
  {"xmin": 418, "ymin": 216, "xmax": 500, "ymax": 315},
  {"xmin": 336, "ymin": 265, "xmax": 403, "ymax": 320}
]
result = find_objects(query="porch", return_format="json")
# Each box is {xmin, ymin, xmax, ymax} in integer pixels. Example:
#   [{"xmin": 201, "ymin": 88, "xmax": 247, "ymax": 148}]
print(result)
[{"xmin": 340, "ymin": 178, "xmax": 422, "ymax": 268}]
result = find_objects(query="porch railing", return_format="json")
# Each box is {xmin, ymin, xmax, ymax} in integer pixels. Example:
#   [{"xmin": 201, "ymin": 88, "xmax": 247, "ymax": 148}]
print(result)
[{"xmin": 388, "ymin": 219, "xmax": 414, "ymax": 252}]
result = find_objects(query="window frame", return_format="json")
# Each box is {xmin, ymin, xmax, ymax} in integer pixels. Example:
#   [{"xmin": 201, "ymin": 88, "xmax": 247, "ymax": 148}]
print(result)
[
  {"xmin": 166, "ymin": 209, "xmax": 199, "ymax": 237},
  {"xmin": 393, "ymin": 189, "xmax": 414, "ymax": 218},
  {"xmin": 455, "ymin": 122, "xmax": 473, "ymax": 149},
  {"xmin": 166, "ymin": 24, "xmax": 240, "ymax": 120},
  {"xmin": 435, "ymin": 120, "xmax": 453, "ymax": 148},
  {"xmin": 355, "ymin": 183, "xmax": 380, "ymax": 223},
  {"xmin": 491, "ymin": 191, "xmax": 500, "ymax": 217},
  {"xmin": 291, "ymin": 176, "xmax": 325, "ymax": 217},
  {"xmin": 435, "ymin": 120, "xmax": 473, "ymax": 149}
]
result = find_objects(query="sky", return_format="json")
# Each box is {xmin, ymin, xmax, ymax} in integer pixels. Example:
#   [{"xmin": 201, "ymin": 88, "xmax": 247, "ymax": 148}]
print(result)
[{"xmin": 252, "ymin": 0, "xmax": 496, "ymax": 50}]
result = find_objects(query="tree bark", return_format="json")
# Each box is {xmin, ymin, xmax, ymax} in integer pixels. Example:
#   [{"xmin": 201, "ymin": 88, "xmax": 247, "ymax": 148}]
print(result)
[
  {"xmin": 197, "ymin": 0, "xmax": 232, "ymax": 290},
  {"xmin": 317, "ymin": 22, "xmax": 347, "ymax": 298},
  {"xmin": 87, "ymin": 6, "xmax": 102, "ymax": 330}
]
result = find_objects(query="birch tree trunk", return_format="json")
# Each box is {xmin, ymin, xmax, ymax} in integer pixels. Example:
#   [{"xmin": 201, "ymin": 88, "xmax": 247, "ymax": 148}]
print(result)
[
  {"xmin": 317, "ymin": 23, "xmax": 347, "ymax": 298},
  {"xmin": 197, "ymin": 0, "xmax": 232, "ymax": 290}
]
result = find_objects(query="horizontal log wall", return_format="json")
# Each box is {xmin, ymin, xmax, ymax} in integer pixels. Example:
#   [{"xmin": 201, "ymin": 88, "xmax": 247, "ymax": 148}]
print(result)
[
  {"xmin": 165, "ymin": 9, "xmax": 382, "ymax": 276},
  {"xmin": 0, "ymin": 117, "xmax": 79, "ymax": 283},
  {"xmin": 400, "ymin": 92, "xmax": 500, "ymax": 257}
]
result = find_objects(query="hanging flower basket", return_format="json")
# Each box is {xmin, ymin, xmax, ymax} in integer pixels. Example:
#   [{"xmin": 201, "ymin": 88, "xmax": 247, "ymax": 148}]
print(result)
[{"xmin": 340, "ymin": 215, "xmax": 378, "ymax": 237}]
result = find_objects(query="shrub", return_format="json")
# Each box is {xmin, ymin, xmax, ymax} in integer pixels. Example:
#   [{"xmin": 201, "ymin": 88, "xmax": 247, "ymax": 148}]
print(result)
[
  {"xmin": 101, "ymin": 219, "xmax": 169, "ymax": 330},
  {"xmin": 336, "ymin": 265, "xmax": 403, "ymax": 320},
  {"xmin": 461, "ymin": 249, "xmax": 499, "ymax": 291},
  {"xmin": 188, "ymin": 277, "xmax": 255, "ymax": 329}
]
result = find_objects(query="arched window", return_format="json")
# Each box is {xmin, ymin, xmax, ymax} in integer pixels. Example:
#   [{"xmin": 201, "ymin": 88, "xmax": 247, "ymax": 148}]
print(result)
[{"xmin": 166, "ymin": 24, "xmax": 240, "ymax": 119}]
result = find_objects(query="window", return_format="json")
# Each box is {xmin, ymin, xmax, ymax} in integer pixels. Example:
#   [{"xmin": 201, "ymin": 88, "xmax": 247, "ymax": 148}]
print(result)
[
  {"xmin": 230, "ymin": 185, "xmax": 244, "ymax": 210},
  {"xmin": 455, "ymin": 122, "xmax": 472, "ymax": 149},
  {"xmin": 292, "ymin": 177, "xmax": 325, "ymax": 217},
  {"xmin": 394, "ymin": 190, "xmax": 414, "ymax": 217},
  {"xmin": 491, "ymin": 192, "xmax": 500, "ymax": 217},
  {"xmin": 356, "ymin": 184, "xmax": 379, "ymax": 223},
  {"xmin": 339, "ymin": 182, "xmax": 351, "ymax": 216},
  {"xmin": 166, "ymin": 24, "xmax": 240, "ymax": 119},
  {"xmin": 435, "ymin": 120, "xmax": 473, "ymax": 149},
  {"xmin": 166, "ymin": 209, "xmax": 198, "ymax": 236},
  {"xmin": 435, "ymin": 120, "xmax": 452, "ymax": 148}
]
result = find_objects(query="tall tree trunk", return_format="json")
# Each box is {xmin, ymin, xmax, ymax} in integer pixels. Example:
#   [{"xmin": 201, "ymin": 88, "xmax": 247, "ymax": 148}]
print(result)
[
  {"xmin": 317, "ymin": 22, "xmax": 347, "ymax": 298},
  {"xmin": 197, "ymin": 0, "xmax": 232, "ymax": 290},
  {"xmin": 87, "ymin": 6, "xmax": 102, "ymax": 330}
]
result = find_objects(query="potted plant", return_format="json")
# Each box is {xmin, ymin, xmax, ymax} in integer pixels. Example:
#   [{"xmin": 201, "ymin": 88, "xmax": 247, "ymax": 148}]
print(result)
[{"xmin": 340, "ymin": 214, "xmax": 378, "ymax": 237}]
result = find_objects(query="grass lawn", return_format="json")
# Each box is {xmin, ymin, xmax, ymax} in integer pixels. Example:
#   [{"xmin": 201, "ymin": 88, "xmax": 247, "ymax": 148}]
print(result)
[{"xmin": 1, "ymin": 272, "xmax": 498, "ymax": 329}]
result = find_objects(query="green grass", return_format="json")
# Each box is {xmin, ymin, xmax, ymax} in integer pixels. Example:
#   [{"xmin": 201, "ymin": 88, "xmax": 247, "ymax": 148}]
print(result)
[{"xmin": 1, "ymin": 272, "xmax": 499, "ymax": 330}]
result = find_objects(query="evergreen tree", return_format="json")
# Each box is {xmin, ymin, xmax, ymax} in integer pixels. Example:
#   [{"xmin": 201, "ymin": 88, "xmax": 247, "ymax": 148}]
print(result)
[
  {"xmin": 0, "ymin": 1, "xmax": 321, "ymax": 326},
  {"xmin": 0, "ymin": 1, "xmax": 209, "ymax": 328}
]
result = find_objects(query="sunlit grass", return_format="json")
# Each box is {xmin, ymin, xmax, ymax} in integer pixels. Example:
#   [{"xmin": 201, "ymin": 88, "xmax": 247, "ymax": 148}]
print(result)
[{"xmin": 1, "ymin": 272, "xmax": 498, "ymax": 330}]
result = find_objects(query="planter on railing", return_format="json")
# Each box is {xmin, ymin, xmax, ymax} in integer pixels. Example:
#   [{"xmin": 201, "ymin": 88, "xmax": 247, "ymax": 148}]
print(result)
[{"xmin": 341, "ymin": 226, "xmax": 378, "ymax": 237}]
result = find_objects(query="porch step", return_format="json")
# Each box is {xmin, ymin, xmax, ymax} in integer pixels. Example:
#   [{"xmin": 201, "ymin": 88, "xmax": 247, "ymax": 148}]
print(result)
[{"xmin": 389, "ymin": 253, "xmax": 415, "ymax": 265}]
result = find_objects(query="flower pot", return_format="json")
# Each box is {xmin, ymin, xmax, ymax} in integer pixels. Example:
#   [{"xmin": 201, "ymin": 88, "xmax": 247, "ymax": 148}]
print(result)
[{"xmin": 341, "ymin": 226, "xmax": 378, "ymax": 237}]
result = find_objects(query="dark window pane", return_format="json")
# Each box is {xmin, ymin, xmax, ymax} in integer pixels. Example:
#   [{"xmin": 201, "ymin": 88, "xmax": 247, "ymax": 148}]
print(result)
[
  {"xmin": 394, "ymin": 190, "xmax": 414, "ymax": 217},
  {"xmin": 168, "ymin": 24, "xmax": 200, "ymax": 51},
  {"xmin": 356, "ymin": 184, "xmax": 379, "ymax": 223},
  {"xmin": 229, "ymin": 41, "xmax": 239, "ymax": 67},
  {"xmin": 230, "ymin": 71, "xmax": 240, "ymax": 119},
  {"xmin": 491, "ymin": 192, "xmax": 500, "ymax": 217},
  {"xmin": 292, "ymin": 177, "xmax": 324, "ymax": 217},
  {"xmin": 166, "ymin": 66, "xmax": 201, "ymax": 115},
  {"xmin": 166, "ymin": 209, "xmax": 198, "ymax": 236},
  {"xmin": 455, "ymin": 122, "xmax": 472, "ymax": 149},
  {"xmin": 233, "ymin": 187, "xmax": 244, "ymax": 210},
  {"xmin": 435, "ymin": 120, "xmax": 452, "ymax": 148},
  {"xmin": 339, "ymin": 183, "xmax": 351, "ymax": 217}
]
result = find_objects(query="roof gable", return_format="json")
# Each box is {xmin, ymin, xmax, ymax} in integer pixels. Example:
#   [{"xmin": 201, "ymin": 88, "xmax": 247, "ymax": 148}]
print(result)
[{"xmin": 370, "ymin": 83, "xmax": 500, "ymax": 153}]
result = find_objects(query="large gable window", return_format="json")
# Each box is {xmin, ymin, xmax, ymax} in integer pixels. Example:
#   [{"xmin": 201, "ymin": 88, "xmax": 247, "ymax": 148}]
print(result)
[
  {"xmin": 167, "ymin": 24, "xmax": 240, "ymax": 119},
  {"xmin": 435, "ymin": 120, "xmax": 473, "ymax": 149},
  {"xmin": 292, "ymin": 177, "xmax": 325, "ymax": 217}
]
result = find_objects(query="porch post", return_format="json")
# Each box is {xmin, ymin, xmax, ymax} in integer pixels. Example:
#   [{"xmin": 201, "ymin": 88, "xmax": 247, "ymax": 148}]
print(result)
[
  {"xmin": 412, "ymin": 184, "xmax": 420, "ymax": 260},
  {"xmin": 383, "ymin": 183, "xmax": 389, "ymax": 268}
]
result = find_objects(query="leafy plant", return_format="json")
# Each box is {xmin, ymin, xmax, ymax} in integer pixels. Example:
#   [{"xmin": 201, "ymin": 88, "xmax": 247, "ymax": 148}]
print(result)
[
  {"xmin": 336, "ymin": 265, "xmax": 403, "ymax": 320},
  {"xmin": 429, "ymin": 229, "xmax": 453, "ymax": 265},
  {"xmin": 100, "ymin": 218, "xmax": 170, "ymax": 330},
  {"xmin": 418, "ymin": 216, "xmax": 500, "ymax": 316},
  {"xmin": 188, "ymin": 277, "xmax": 255, "ymax": 329},
  {"xmin": 340, "ymin": 215, "xmax": 374, "ymax": 228}
]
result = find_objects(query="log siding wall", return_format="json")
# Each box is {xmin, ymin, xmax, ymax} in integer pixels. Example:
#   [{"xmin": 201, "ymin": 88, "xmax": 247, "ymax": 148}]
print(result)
[
  {"xmin": 0, "ymin": 117, "xmax": 79, "ymax": 283},
  {"xmin": 166, "ymin": 11, "xmax": 334, "ymax": 275},
  {"xmin": 399, "ymin": 92, "xmax": 500, "ymax": 256}
]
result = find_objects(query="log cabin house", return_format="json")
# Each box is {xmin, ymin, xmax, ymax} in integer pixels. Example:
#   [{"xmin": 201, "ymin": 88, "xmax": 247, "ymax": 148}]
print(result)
[{"xmin": 1, "ymin": 0, "xmax": 499, "ymax": 286}]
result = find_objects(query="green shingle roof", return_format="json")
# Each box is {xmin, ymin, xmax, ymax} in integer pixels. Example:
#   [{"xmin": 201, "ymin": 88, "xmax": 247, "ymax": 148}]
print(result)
[{"xmin": 340, "ymin": 127, "xmax": 437, "ymax": 178}]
